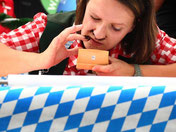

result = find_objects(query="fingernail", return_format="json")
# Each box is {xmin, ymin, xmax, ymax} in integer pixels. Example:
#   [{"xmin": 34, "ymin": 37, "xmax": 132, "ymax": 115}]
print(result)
[{"xmin": 76, "ymin": 24, "xmax": 83, "ymax": 27}]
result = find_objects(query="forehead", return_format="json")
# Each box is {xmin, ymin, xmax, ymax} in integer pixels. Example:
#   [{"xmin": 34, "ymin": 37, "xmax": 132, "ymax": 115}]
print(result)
[{"xmin": 86, "ymin": 0, "xmax": 135, "ymax": 23}]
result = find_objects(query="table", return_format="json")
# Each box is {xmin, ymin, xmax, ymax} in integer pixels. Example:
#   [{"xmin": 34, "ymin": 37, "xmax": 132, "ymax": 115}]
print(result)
[{"xmin": 0, "ymin": 75, "xmax": 176, "ymax": 132}]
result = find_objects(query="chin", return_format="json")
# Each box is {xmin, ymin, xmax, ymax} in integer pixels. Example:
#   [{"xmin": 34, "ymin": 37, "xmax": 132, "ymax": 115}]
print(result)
[
  {"xmin": 88, "ymin": 46, "xmax": 106, "ymax": 50},
  {"xmin": 84, "ymin": 41, "xmax": 108, "ymax": 50},
  {"xmin": 84, "ymin": 44, "xmax": 98, "ymax": 49}
]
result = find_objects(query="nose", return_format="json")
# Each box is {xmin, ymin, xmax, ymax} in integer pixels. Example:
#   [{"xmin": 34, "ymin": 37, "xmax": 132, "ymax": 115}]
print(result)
[{"xmin": 93, "ymin": 24, "xmax": 107, "ymax": 41}]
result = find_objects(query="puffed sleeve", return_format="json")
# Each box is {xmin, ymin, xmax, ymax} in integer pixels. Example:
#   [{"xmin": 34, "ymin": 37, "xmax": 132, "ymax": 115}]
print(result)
[
  {"xmin": 0, "ymin": 13, "xmax": 47, "ymax": 52},
  {"xmin": 150, "ymin": 28, "xmax": 176, "ymax": 64}
]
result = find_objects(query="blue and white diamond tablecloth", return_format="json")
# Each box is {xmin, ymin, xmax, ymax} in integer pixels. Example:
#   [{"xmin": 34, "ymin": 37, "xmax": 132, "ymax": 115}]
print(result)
[{"xmin": 0, "ymin": 75, "xmax": 176, "ymax": 132}]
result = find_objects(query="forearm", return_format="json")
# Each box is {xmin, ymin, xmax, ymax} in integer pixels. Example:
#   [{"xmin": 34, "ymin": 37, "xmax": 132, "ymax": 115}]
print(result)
[
  {"xmin": 0, "ymin": 44, "xmax": 44, "ymax": 76},
  {"xmin": 140, "ymin": 64, "xmax": 176, "ymax": 77}
]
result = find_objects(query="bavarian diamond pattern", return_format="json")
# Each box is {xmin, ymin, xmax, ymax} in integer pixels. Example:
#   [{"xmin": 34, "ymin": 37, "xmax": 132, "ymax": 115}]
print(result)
[
  {"xmin": 0, "ymin": 87, "xmax": 10, "ymax": 104},
  {"xmin": 101, "ymin": 90, "xmax": 120, "ymax": 107},
  {"xmin": 150, "ymin": 121, "xmax": 167, "ymax": 132},
  {"xmin": 137, "ymin": 110, "xmax": 157, "ymax": 127},
  {"xmin": 159, "ymin": 91, "xmax": 176, "ymax": 108},
  {"xmin": 60, "ymin": 88, "xmax": 80, "ymax": 103},
  {"xmin": 169, "ymin": 105, "xmax": 176, "ymax": 120},
  {"xmin": 76, "ymin": 87, "xmax": 93, "ymax": 99},
  {"xmin": 143, "ymin": 94, "xmax": 163, "ymax": 112},
  {"xmin": 23, "ymin": 109, "xmax": 42, "ymax": 126},
  {"xmin": 39, "ymin": 105, "xmax": 58, "ymax": 123},
  {"xmin": 44, "ymin": 91, "xmax": 63, "ymax": 107},
  {"xmin": 149, "ymin": 86, "xmax": 165, "ymax": 96},
  {"xmin": 86, "ymin": 94, "xmax": 105, "ymax": 111},
  {"xmin": 127, "ymin": 98, "xmax": 147, "ymax": 115},
  {"xmin": 117, "ymin": 88, "xmax": 136, "ymax": 104},
  {"xmin": 29, "ymin": 93, "xmax": 49, "ymax": 111},
  {"xmin": 165, "ymin": 119, "xmax": 176, "ymax": 132},
  {"xmin": 3, "ymin": 89, "xmax": 23, "ymax": 103},
  {"xmin": 96, "ymin": 105, "xmax": 115, "ymax": 123},
  {"xmin": 54, "ymin": 101, "xmax": 74, "ymax": 118},
  {"xmin": 112, "ymin": 101, "xmax": 131, "ymax": 119},
  {"xmin": 36, "ymin": 120, "xmax": 53, "ymax": 132},
  {"xmin": 19, "ymin": 87, "xmax": 38, "ymax": 99},
  {"xmin": 21, "ymin": 124, "xmax": 37, "ymax": 132},
  {"xmin": 7, "ymin": 112, "xmax": 27, "ymax": 130},
  {"xmin": 0, "ymin": 85, "xmax": 176, "ymax": 131},
  {"xmin": 80, "ymin": 109, "xmax": 100, "ymax": 127},
  {"xmin": 13, "ymin": 97, "xmax": 32, "ymax": 114},
  {"xmin": 0, "ymin": 101, "xmax": 17, "ymax": 118},
  {"xmin": 70, "ymin": 97, "xmax": 90, "ymax": 115}
]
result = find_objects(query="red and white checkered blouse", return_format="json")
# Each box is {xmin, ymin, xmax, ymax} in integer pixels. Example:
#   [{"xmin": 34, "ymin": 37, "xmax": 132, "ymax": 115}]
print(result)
[{"xmin": 0, "ymin": 13, "xmax": 176, "ymax": 75}]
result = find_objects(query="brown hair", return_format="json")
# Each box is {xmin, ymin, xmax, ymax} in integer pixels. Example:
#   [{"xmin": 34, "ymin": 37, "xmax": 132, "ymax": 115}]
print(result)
[{"xmin": 75, "ymin": 0, "xmax": 158, "ymax": 63}]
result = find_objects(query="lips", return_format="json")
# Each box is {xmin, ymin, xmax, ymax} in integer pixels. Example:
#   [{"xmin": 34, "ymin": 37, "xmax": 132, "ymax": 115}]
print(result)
[
  {"xmin": 84, "ymin": 35, "xmax": 104, "ymax": 47},
  {"xmin": 90, "ymin": 38, "xmax": 103, "ymax": 46}
]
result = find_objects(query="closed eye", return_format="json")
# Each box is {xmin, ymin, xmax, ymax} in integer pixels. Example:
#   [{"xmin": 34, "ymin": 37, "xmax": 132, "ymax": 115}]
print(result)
[
  {"xmin": 112, "ymin": 25, "xmax": 121, "ymax": 31},
  {"xmin": 91, "ymin": 15, "xmax": 101, "ymax": 21}
]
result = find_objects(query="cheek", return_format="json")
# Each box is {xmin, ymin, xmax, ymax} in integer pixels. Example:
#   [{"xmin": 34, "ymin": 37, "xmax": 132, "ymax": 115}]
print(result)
[
  {"xmin": 106, "ymin": 33, "xmax": 126, "ymax": 50},
  {"xmin": 112, "ymin": 30, "xmax": 129, "ymax": 43},
  {"xmin": 108, "ymin": 35, "xmax": 122, "ymax": 46}
]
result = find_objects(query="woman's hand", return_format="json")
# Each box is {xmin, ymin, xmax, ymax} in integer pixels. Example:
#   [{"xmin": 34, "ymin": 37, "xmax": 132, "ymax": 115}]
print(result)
[
  {"xmin": 40, "ymin": 25, "xmax": 86, "ymax": 69},
  {"xmin": 92, "ymin": 56, "xmax": 135, "ymax": 76}
]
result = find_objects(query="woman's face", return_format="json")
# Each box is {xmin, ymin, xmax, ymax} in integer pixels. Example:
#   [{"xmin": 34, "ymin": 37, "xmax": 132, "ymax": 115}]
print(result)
[{"xmin": 81, "ymin": 0, "xmax": 135, "ymax": 50}]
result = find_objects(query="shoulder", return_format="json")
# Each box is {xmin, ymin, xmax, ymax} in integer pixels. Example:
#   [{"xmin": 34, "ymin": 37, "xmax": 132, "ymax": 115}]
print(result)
[
  {"xmin": 32, "ymin": 12, "xmax": 47, "ymax": 26},
  {"xmin": 154, "ymin": 27, "xmax": 176, "ymax": 56},
  {"xmin": 33, "ymin": 12, "xmax": 47, "ymax": 21},
  {"xmin": 47, "ymin": 11, "xmax": 76, "ymax": 25},
  {"xmin": 156, "ymin": 28, "xmax": 176, "ymax": 45},
  {"xmin": 151, "ymin": 27, "xmax": 176, "ymax": 64}
]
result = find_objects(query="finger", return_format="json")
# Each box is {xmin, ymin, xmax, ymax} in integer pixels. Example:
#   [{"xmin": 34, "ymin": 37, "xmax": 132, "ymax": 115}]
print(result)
[
  {"xmin": 95, "ymin": 71, "xmax": 110, "ymax": 76},
  {"xmin": 63, "ymin": 24, "xmax": 83, "ymax": 35},
  {"xmin": 92, "ymin": 64, "xmax": 112, "ymax": 73},
  {"xmin": 67, "ymin": 47, "xmax": 80, "ymax": 56},
  {"xmin": 57, "ymin": 25, "xmax": 83, "ymax": 45},
  {"xmin": 66, "ymin": 34, "xmax": 87, "ymax": 42},
  {"xmin": 60, "ymin": 25, "xmax": 83, "ymax": 39}
]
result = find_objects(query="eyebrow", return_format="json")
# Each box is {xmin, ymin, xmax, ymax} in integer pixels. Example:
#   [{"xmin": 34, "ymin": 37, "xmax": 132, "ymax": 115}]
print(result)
[
  {"xmin": 113, "ymin": 23, "xmax": 125, "ymax": 26},
  {"xmin": 89, "ymin": 8, "xmax": 126, "ymax": 26},
  {"xmin": 90, "ymin": 11, "xmax": 126, "ymax": 26}
]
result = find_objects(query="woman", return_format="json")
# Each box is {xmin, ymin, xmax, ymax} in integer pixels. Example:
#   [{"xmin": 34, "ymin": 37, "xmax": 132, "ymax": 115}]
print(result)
[{"xmin": 0, "ymin": 0, "xmax": 176, "ymax": 76}]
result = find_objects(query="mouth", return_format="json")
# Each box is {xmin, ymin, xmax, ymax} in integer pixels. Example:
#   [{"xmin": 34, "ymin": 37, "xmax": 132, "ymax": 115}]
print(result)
[
  {"xmin": 84, "ymin": 35, "xmax": 91, "ymax": 40},
  {"xmin": 84, "ymin": 35, "xmax": 103, "ymax": 46}
]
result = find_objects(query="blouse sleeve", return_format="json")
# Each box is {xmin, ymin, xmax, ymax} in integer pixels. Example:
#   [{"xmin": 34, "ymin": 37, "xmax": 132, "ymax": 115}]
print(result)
[
  {"xmin": 150, "ymin": 28, "xmax": 176, "ymax": 64},
  {"xmin": 0, "ymin": 13, "xmax": 47, "ymax": 53}
]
